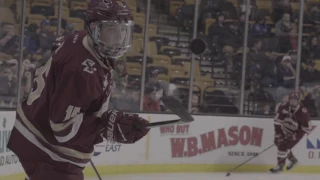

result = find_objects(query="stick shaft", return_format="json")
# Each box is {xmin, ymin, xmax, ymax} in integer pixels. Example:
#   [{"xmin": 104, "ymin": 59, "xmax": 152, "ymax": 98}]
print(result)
[
  {"xmin": 90, "ymin": 160, "xmax": 102, "ymax": 180},
  {"xmin": 227, "ymin": 144, "xmax": 275, "ymax": 173}
]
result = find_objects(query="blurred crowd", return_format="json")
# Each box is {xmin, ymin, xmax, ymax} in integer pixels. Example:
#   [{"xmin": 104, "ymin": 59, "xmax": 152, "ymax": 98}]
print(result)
[
  {"xmin": 1, "ymin": 0, "xmax": 320, "ymax": 118},
  {"xmin": 199, "ymin": 0, "xmax": 320, "ymax": 116},
  {"xmin": 0, "ymin": 18, "xmax": 75, "ymax": 107}
]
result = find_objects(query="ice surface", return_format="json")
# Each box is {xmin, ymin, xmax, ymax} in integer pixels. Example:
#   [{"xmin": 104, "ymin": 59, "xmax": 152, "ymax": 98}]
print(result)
[{"xmin": 84, "ymin": 172, "xmax": 320, "ymax": 180}]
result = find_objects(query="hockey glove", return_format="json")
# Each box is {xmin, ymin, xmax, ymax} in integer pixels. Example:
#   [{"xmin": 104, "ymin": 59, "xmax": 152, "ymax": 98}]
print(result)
[
  {"xmin": 274, "ymin": 134, "xmax": 286, "ymax": 146},
  {"xmin": 284, "ymin": 132, "xmax": 297, "ymax": 141},
  {"xmin": 101, "ymin": 110, "xmax": 150, "ymax": 144}
]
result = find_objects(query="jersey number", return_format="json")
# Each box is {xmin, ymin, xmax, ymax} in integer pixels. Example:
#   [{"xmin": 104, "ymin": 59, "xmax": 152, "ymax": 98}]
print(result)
[
  {"xmin": 27, "ymin": 59, "xmax": 52, "ymax": 105},
  {"xmin": 64, "ymin": 105, "xmax": 81, "ymax": 121},
  {"xmin": 27, "ymin": 40, "xmax": 64, "ymax": 105}
]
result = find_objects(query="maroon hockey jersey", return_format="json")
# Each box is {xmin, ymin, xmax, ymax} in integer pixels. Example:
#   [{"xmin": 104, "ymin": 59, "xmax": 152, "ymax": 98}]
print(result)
[
  {"xmin": 7, "ymin": 31, "xmax": 114, "ymax": 167},
  {"xmin": 274, "ymin": 102, "xmax": 311, "ymax": 136}
]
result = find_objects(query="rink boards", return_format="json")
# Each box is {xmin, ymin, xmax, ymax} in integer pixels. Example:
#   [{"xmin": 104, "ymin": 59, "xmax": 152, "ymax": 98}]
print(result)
[{"xmin": 1, "ymin": 111, "xmax": 320, "ymax": 179}]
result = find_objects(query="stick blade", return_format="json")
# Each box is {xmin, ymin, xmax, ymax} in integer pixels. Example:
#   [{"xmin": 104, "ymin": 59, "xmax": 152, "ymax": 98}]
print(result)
[
  {"xmin": 161, "ymin": 96, "xmax": 194, "ymax": 122},
  {"xmin": 145, "ymin": 119, "xmax": 181, "ymax": 128},
  {"xmin": 136, "ymin": 96, "xmax": 194, "ymax": 129}
]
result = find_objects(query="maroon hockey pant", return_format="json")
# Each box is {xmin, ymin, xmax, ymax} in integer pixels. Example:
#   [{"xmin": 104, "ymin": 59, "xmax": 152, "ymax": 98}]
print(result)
[
  {"xmin": 276, "ymin": 134, "xmax": 303, "ymax": 165},
  {"xmin": 8, "ymin": 128, "xmax": 84, "ymax": 180}
]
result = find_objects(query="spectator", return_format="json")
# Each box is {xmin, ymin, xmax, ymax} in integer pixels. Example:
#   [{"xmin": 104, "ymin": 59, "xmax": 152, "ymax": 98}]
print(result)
[
  {"xmin": 21, "ymin": 58, "xmax": 35, "ymax": 92},
  {"xmin": 6, "ymin": 59, "xmax": 18, "ymax": 79},
  {"xmin": 191, "ymin": 94, "xmax": 200, "ymax": 113},
  {"xmin": 247, "ymin": 65, "xmax": 262, "ymax": 89},
  {"xmin": 219, "ymin": 0, "xmax": 238, "ymax": 19},
  {"xmin": 303, "ymin": 36, "xmax": 320, "ymax": 59},
  {"xmin": 0, "ymin": 63, "xmax": 16, "ymax": 96},
  {"xmin": 145, "ymin": 67, "xmax": 177, "ymax": 111},
  {"xmin": 301, "ymin": 60, "xmax": 320, "ymax": 83},
  {"xmin": 115, "ymin": 59, "xmax": 127, "ymax": 76},
  {"xmin": 247, "ymin": 81, "xmax": 275, "ymax": 115},
  {"xmin": 302, "ymin": 91, "xmax": 318, "ymax": 117},
  {"xmin": 304, "ymin": 86, "xmax": 320, "ymax": 116},
  {"xmin": 227, "ymin": 21, "xmax": 243, "ymax": 49},
  {"xmin": 210, "ymin": 19, "xmax": 243, "ymax": 71},
  {"xmin": 252, "ymin": 16, "xmax": 270, "ymax": 37},
  {"xmin": 247, "ymin": 39, "xmax": 264, "ymax": 64},
  {"xmin": 288, "ymin": 50, "xmax": 298, "ymax": 68},
  {"xmin": 275, "ymin": 55, "xmax": 296, "ymax": 102},
  {"xmin": 238, "ymin": 12, "xmax": 246, "ymax": 35},
  {"xmin": 247, "ymin": 39, "xmax": 267, "ymax": 79},
  {"xmin": 279, "ymin": 28, "xmax": 298, "ymax": 53},
  {"xmin": 261, "ymin": 52, "xmax": 281, "ymax": 87},
  {"xmin": 62, "ymin": 24, "xmax": 75, "ymax": 36},
  {"xmin": 198, "ymin": 0, "xmax": 221, "ymax": 31},
  {"xmin": 208, "ymin": 13, "xmax": 227, "ymax": 38},
  {"xmin": 143, "ymin": 86, "xmax": 160, "ymax": 112},
  {"xmin": 0, "ymin": 22, "xmax": 19, "ymax": 55},
  {"xmin": 113, "ymin": 59, "xmax": 127, "ymax": 92},
  {"xmin": 275, "ymin": 13, "xmax": 295, "ymax": 37},
  {"xmin": 145, "ymin": 67, "xmax": 170, "ymax": 97},
  {"xmin": 38, "ymin": 20, "xmax": 56, "ymax": 51},
  {"xmin": 310, "ymin": 6, "xmax": 320, "ymax": 25},
  {"xmin": 271, "ymin": 0, "xmax": 293, "ymax": 23},
  {"xmin": 24, "ymin": 24, "xmax": 40, "ymax": 54},
  {"xmin": 238, "ymin": 0, "xmax": 256, "ymax": 19}
]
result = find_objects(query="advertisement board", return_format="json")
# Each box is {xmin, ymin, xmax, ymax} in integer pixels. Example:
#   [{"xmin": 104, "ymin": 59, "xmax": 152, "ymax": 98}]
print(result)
[
  {"xmin": 0, "ymin": 112, "xmax": 320, "ymax": 180},
  {"xmin": 0, "ymin": 111, "xmax": 23, "ymax": 176},
  {"xmin": 305, "ymin": 121, "xmax": 320, "ymax": 162},
  {"xmin": 146, "ymin": 114, "xmax": 276, "ymax": 165},
  {"xmin": 145, "ymin": 115, "xmax": 320, "ymax": 167}
]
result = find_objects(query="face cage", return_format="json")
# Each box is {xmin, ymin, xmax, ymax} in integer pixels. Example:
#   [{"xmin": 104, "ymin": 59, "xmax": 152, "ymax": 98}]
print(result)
[
  {"xmin": 289, "ymin": 98, "xmax": 299, "ymax": 108},
  {"xmin": 89, "ymin": 20, "xmax": 134, "ymax": 59}
]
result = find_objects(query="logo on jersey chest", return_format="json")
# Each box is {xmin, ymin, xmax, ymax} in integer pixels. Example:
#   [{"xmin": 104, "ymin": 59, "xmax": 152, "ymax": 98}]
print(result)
[{"xmin": 82, "ymin": 59, "xmax": 97, "ymax": 74}]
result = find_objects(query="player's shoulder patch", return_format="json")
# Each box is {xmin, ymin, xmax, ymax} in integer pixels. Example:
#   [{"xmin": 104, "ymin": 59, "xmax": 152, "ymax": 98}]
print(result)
[{"xmin": 82, "ymin": 59, "xmax": 97, "ymax": 74}]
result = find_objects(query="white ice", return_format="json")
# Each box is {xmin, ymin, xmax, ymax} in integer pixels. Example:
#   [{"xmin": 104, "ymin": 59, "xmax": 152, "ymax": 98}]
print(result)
[{"xmin": 85, "ymin": 173, "xmax": 320, "ymax": 180}]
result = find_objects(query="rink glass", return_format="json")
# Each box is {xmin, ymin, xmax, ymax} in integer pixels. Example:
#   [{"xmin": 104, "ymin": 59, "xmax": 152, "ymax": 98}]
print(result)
[{"xmin": 1, "ymin": 0, "xmax": 320, "ymax": 119}]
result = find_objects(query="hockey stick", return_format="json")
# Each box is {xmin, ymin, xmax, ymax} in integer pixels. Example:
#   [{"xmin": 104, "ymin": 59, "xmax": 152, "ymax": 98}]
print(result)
[
  {"xmin": 226, "ymin": 144, "xmax": 275, "ymax": 176},
  {"xmin": 143, "ymin": 96, "xmax": 194, "ymax": 128},
  {"xmin": 90, "ymin": 160, "xmax": 102, "ymax": 180}
]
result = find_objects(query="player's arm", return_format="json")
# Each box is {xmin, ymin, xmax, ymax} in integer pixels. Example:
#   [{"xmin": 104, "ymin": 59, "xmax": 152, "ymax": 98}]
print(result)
[
  {"xmin": 274, "ymin": 103, "xmax": 284, "ymax": 135},
  {"xmin": 49, "ymin": 69, "xmax": 150, "ymax": 144},
  {"xmin": 49, "ymin": 69, "xmax": 100, "ymax": 143},
  {"xmin": 298, "ymin": 107, "xmax": 312, "ymax": 135},
  {"xmin": 273, "ymin": 103, "xmax": 286, "ymax": 145}
]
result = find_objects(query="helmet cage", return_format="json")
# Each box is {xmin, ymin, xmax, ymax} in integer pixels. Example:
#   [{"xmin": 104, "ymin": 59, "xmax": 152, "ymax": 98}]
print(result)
[
  {"xmin": 288, "ymin": 92, "xmax": 300, "ymax": 108},
  {"xmin": 89, "ymin": 20, "xmax": 134, "ymax": 58}
]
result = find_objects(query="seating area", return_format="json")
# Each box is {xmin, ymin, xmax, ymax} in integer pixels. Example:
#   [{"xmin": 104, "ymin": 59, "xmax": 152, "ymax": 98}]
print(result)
[{"xmin": 1, "ymin": 0, "xmax": 320, "ymax": 117}]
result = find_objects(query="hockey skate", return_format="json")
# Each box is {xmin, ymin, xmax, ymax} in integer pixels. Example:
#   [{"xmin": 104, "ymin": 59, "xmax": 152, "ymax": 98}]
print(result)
[
  {"xmin": 269, "ymin": 164, "xmax": 284, "ymax": 174},
  {"xmin": 286, "ymin": 157, "xmax": 299, "ymax": 171}
]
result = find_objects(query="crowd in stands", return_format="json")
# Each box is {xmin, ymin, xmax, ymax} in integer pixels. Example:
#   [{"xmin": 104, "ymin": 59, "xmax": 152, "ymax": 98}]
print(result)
[
  {"xmin": 1, "ymin": 0, "xmax": 320, "ymax": 117},
  {"xmin": 199, "ymin": 0, "xmax": 320, "ymax": 116}
]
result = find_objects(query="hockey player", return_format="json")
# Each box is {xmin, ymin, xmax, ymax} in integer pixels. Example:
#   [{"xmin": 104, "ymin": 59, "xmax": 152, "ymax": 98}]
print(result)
[
  {"xmin": 269, "ymin": 91, "xmax": 311, "ymax": 173},
  {"xmin": 7, "ymin": 0, "xmax": 150, "ymax": 179}
]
